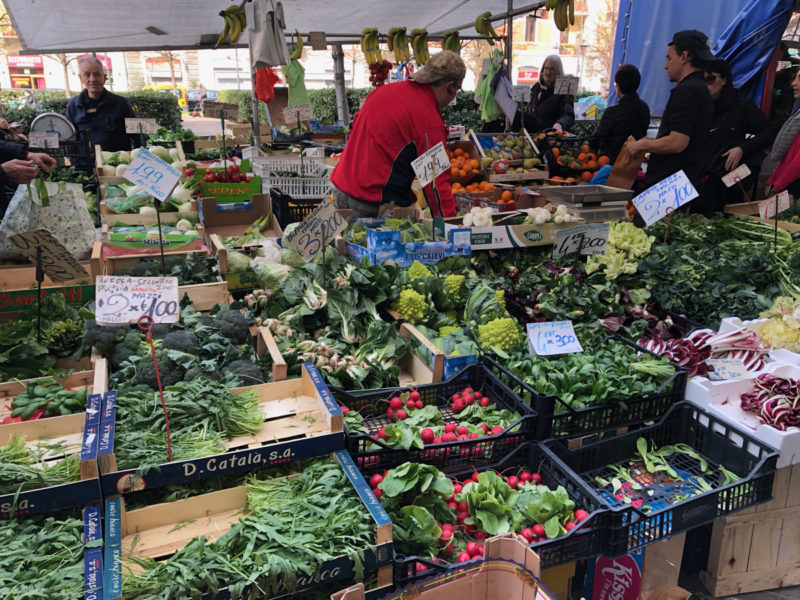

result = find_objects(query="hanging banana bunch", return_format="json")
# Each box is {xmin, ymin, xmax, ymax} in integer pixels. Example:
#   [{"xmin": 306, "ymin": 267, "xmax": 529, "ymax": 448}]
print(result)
[
  {"xmin": 410, "ymin": 28, "xmax": 429, "ymax": 65},
  {"xmin": 360, "ymin": 27, "xmax": 381, "ymax": 65},
  {"xmin": 546, "ymin": 0, "xmax": 576, "ymax": 32},
  {"xmin": 289, "ymin": 30, "xmax": 304, "ymax": 60},
  {"xmin": 388, "ymin": 27, "xmax": 410, "ymax": 64},
  {"xmin": 216, "ymin": 3, "xmax": 247, "ymax": 47},
  {"xmin": 474, "ymin": 11, "xmax": 497, "ymax": 45},
  {"xmin": 441, "ymin": 30, "xmax": 461, "ymax": 55}
]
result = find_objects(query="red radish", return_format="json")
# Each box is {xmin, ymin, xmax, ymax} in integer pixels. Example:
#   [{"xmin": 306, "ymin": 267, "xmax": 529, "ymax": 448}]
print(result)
[
  {"xmin": 415, "ymin": 400, "xmax": 423, "ymax": 409},
  {"xmin": 415, "ymin": 562, "xmax": 428, "ymax": 572},
  {"xmin": 491, "ymin": 426, "xmax": 504, "ymax": 435},
  {"xmin": 390, "ymin": 397, "xmax": 403, "ymax": 409},
  {"xmin": 448, "ymin": 502, "xmax": 458, "ymax": 511},
  {"xmin": 453, "ymin": 484, "xmax": 463, "ymax": 494},
  {"xmin": 458, "ymin": 502, "xmax": 469, "ymax": 513},
  {"xmin": 457, "ymin": 434, "xmax": 468, "ymax": 441},
  {"xmin": 473, "ymin": 530, "xmax": 487, "ymax": 541},
  {"xmin": 565, "ymin": 521, "xmax": 576, "ymax": 531},
  {"xmin": 420, "ymin": 428, "xmax": 435, "ymax": 444},
  {"xmin": 377, "ymin": 427, "xmax": 387, "ymax": 440},
  {"xmin": 520, "ymin": 528, "xmax": 535, "ymax": 543},
  {"xmin": 447, "ymin": 494, "xmax": 455, "ymax": 503},
  {"xmin": 442, "ymin": 432, "xmax": 457, "ymax": 442},
  {"xmin": 480, "ymin": 397, "xmax": 490, "ymax": 407},
  {"xmin": 479, "ymin": 424, "xmax": 490, "ymax": 435},
  {"xmin": 472, "ymin": 471, "xmax": 480, "ymax": 482},
  {"xmin": 409, "ymin": 390, "xmax": 421, "ymax": 402},
  {"xmin": 457, "ymin": 552, "xmax": 472, "ymax": 563},
  {"xmin": 440, "ymin": 530, "xmax": 453, "ymax": 545},
  {"xmin": 369, "ymin": 474, "xmax": 384, "ymax": 488},
  {"xmin": 469, "ymin": 433, "xmax": 479, "ymax": 439},
  {"xmin": 531, "ymin": 473, "xmax": 542, "ymax": 483},
  {"xmin": 406, "ymin": 399, "xmax": 416, "ymax": 409},
  {"xmin": 463, "ymin": 394, "xmax": 474, "ymax": 405},
  {"xmin": 574, "ymin": 509, "xmax": 589, "ymax": 522},
  {"xmin": 474, "ymin": 545, "xmax": 484, "ymax": 556},
  {"xmin": 373, "ymin": 488, "xmax": 382, "ymax": 500},
  {"xmin": 442, "ymin": 542, "xmax": 455, "ymax": 556},
  {"xmin": 444, "ymin": 423, "xmax": 458, "ymax": 433},
  {"xmin": 441, "ymin": 523, "xmax": 454, "ymax": 534},
  {"xmin": 451, "ymin": 393, "xmax": 462, "ymax": 403},
  {"xmin": 519, "ymin": 472, "xmax": 532, "ymax": 482},
  {"xmin": 457, "ymin": 425, "xmax": 468, "ymax": 435},
  {"xmin": 339, "ymin": 405, "xmax": 350, "ymax": 414},
  {"xmin": 465, "ymin": 542, "xmax": 482, "ymax": 557},
  {"xmin": 452, "ymin": 400, "xmax": 464, "ymax": 412},
  {"xmin": 457, "ymin": 511, "xmax": 469, "ymax": 523},
  {"xmin": 507, "ymin": 475, "xmax": 519, "ymax": 489},
  {"xmin": 532, "ymin": 524, "xmax": 545, "ymax": 538},
  {"xmin": 463, "ymin": 386, "xmax": 474, "ymax": 394},
  {"xmin": 395, "ymin": 409, "xmax": 408, "ymax": 421},
  {"xmin": 473, "ymin": 391, "xmax": 483, "ymax": 399},
  {"xmin": 386, "ymin": 408, "xmax": 394, "ymax": 420},
  {"xmin": 463, "ymin": 479, "xmax": 473, "ymax": 488},
  {"xmin": 433, "ymin": 437, "xmax": 442, "ymax": 444}
]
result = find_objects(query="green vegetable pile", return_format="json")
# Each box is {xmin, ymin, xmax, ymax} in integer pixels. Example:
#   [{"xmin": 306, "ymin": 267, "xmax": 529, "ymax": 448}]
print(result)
[
  {"xmin": 0, "ymin": 434, "xmax": 79, "ymax": 494},
  {"xmin": 113, "ymin": 253, "xmax": 219, "ymax": 285},
  {"xmin": 10, "ymin": 378, "xmax": 89, "ymax": 419}
]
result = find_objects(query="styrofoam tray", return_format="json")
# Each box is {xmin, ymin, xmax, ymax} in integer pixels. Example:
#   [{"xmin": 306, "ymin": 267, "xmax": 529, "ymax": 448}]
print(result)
[
  {"xmin": 718, "ymin": 316, "xmax": 800, "ymax": 367},
  {"xmin": 685, "ymin": 362, "xmax": 799, "ymax": 468}
]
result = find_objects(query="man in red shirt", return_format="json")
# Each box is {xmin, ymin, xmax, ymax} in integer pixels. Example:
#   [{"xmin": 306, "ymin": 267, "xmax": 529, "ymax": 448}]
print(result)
[{"xmin": 331, "ymin": 50, "xmax": 465, "ymax": 217}]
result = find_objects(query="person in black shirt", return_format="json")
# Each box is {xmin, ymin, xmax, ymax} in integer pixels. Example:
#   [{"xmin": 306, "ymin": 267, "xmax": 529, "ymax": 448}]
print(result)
[
  {"xmin": 513, "ymin": 55, "xmax": 574, "ymax": 133},
  {"xmin": 626, "ymin": 30, "xmax": 714, "ymax": 197},
  {"xmin": 700, "ymin": 59, "xmax": 779, "ymax": 212},
  {"xmin": 593, "ymin": 64, "xmax": 650, "ymax": 162}
]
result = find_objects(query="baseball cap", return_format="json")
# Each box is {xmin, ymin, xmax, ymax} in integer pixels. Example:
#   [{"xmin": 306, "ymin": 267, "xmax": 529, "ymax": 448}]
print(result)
[
  {"xmin": 409, "ymin": 50, "xmax": 466, "ymax": 85},
  {"xmin": 669, "ymin": 30, "xmax": 715, "ymax": 62}
]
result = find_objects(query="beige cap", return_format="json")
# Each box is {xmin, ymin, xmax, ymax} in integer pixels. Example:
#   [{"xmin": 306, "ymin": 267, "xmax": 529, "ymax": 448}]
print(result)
[{"xmin": 409, "ymin": 50, "xmax": 466, "ymax": 85}]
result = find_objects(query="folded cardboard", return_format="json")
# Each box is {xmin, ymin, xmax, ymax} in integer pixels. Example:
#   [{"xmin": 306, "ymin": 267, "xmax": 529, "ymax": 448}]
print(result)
[{"xmin": 436, "ymin": 212, "xmax": 586, "ymax": 250}]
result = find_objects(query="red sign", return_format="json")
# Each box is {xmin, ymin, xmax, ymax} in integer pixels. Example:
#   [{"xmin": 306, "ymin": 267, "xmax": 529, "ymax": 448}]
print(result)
[
  {"xmin": 518, "ymin": 68, "xmax": 539, "ymax": 84},
  {"xmin": 77, "ymin": 54, "xmax": 112, "ymax": 70},
  {"xmin": 7, "ymin": 54, "xmax": 43, "ymax": 68}
]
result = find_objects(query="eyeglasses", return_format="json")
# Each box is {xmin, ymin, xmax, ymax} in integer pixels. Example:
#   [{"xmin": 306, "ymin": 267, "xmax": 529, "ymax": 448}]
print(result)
[{"xmin": 705, "ymin": 74, "xmax": 718, "ymax": 84}]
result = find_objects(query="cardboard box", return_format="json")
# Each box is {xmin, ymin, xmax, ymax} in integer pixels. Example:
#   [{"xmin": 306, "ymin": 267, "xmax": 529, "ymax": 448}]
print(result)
[
  {"xmin": 99, "ymin": 198, "xmax": 198, "ymax": 228},
  {"xmin": 437, "ymin": 213, "xmax": 587, "ymax": 250},
  {"xmin": 100, "ymin": 223, "xmax": 206, "ymax": 254}
]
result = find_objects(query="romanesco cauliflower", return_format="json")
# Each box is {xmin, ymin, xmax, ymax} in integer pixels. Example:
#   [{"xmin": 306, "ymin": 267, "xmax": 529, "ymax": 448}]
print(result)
[
  {"xmin": 444, "ymin": 310, "xmax": 458, "ymax": 324},
  {"xmin": 392, "ymin": 288, "xmax": 427, "ymax": 323},
  {"xmin": 495, "ymin": 289, "xmax": 505, "ymax": 310},
  {"xmin": 477, "ymin": 317, "xmax": 521, "ymax": 352},
  {"xmin": 444, "ymin": 274, "xmax": 465, "ymax": 296},
  {"xmin": 408, "ymin": 260, "xmax": 433, "ymax": 280},
  {"xmin": 439, "ymin": 325, "xmax": 461, "ymax": 337}
]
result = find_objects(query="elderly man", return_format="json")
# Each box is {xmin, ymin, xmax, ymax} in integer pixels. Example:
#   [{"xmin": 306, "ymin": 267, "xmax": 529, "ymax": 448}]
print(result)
[{"xmin": 66, "ymin": 56, "xmax": 138, "ymax": 151}]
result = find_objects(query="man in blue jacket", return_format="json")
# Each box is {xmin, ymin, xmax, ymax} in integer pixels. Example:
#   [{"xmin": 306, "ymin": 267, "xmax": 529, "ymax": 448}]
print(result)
[{"xmin": 66, "ymin": 57, "xmax": 138, "ymax": 151}]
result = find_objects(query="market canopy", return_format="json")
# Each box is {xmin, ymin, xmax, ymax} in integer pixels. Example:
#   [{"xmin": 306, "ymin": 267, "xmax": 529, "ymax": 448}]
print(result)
[{"xmin": 6, "ymin": 0, "xmax": 542, "ymax": 54}]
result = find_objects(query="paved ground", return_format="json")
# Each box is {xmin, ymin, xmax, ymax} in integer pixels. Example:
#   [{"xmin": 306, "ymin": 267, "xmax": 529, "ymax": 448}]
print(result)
[{"xmin": 180, "ymin": 113, "xmax": 225, "ymax": 137}]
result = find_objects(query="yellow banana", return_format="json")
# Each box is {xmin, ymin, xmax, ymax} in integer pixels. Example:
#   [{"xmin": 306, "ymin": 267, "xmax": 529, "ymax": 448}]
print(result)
[
  {"xmin": 227, "ymin": 13, "xmax": 243, "ymax": 44},
  {"xmin": 237, "ymin": 8, "xmax": 247, "ymax": 31},
  {"xmin": 568, "ymin": 0, "xmax": 575, "ymax": 26},
  {"xmin": 215, "ymin": 13, "xmax": 231, "ymax": 47},
  {"xmin": 290, "ymin": 29, "xmax": 303, "ymax": 60}
]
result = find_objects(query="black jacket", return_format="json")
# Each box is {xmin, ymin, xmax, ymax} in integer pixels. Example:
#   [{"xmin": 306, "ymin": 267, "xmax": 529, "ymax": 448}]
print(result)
[
  {"xmin": 66, "ymin": 89, "xmax": 138, "ymax": 152},
  {"xmin": 593, "ymin": 93, "xmax": 651, "ymax": 161},
  {"xmin": 0, "ymin": 139, "xmax": 28, "ymax": 218},
  {"xmin": 513, "ymin": 82, "xmax": 575, "ymax": 132}
]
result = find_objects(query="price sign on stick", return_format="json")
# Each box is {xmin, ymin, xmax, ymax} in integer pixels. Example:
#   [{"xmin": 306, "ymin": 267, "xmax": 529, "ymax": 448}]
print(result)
[
  {"xmin": 758, "ymin": 191, "xmax": 791, "ymax": 220},
  {"xmin": 632, "ymin": 169, "xmax": 698, "ymax": 226},
  {"xmin": 203, "ymin": 101, "xmax": 240, "ymax": 121},
  {"xmin": 511, "ymin": 85, "xmax": 532, "ymax": 103},
  {"xmin": 553, "ymin": 223, "xmax": 610, "ymax": 258},
  {"xmin": 95, "ymin": 276, "xmax": 179, "ymax": 325},
  {"xmin": 28, "ymin": 132, "xmax": 59, "ymax": 149},
  {"xmin": 411, "ymin": 142, "xmax": 450, "ymax": 187},
  {"xmin": 527, "ymin": 321, "xmax": 583, "ymax": 356},
  {"xmin": 553, "ymin": 76, "xmax": 579, "ymax": 95},
  {"xmin": 721, "ymin": 164, "xmax": 751, "ymax": 188},
  {"xmin": 124, "ymin": 118, "xmax": 159, "ymax": 134},
  {"xmin": 8, "ymin": 229, "xmax": 89, "ymax": 282},
  {"xmin": 284, "ymin": 202, "xmax": 347, "ymax": 262},
  {"xmin": 308, "ymin": 31, "xmax": 327, "ymax": 50},
  {"xmin": 282, "ymin": 104, "xmax": 314, "ymax": 122},
  {"xmin": 706, "ymin": 358, "xmax": 748, "ymax": 380},
  {"xmin": 123, "ymin": 147, "xmax": 181, "ymax": 202}
]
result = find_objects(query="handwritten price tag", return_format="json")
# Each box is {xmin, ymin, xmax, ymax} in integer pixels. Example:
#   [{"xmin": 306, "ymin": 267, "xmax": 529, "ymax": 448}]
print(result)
[
  {"xmin": 8, "ymin": 229, "xmax": 89, "ymax": 283},
  {"xmin": 706, "ymin": 358, "xmax": 748, "ymax": 381},
  {"xmin": 554, "ymin": 76, "xmax": 579, "ymax": 95},
  {"xmin": 95, "ymin": 276, "xmax": 179, "ymax": 325},
  {"xmin": 632, "ymin": 170, "xmax": 698, "ymax": 226},
  {"xmin": 282, "ymin": 103, "xmax": 314, "ymax": 122},
  {"xmin": 411, "ymin": 142, "xmax": 450, "ymax": 188},
  {"xmin": 203, "ymin": 101, "xmax": 240, "ymax": 121},
  {"xmin": 553, "ymin": 223, "xmax": 610, "ymax": 258},
  {"xmin": 758, "ymin": 190, "xmax": 792, "ymax": 220},
  {"xmin": 123, "ymin": 147, "xmax": 181, "ymax": 202},
  {"xmin": 308, "ymin": 31, "xmax": 327, "ymax": 50},
  {"xmin": 125, "ymin": 118, "xmax": 159, "ymax": 134},
  {"xmin": 28, "ymin": 132, "xmax": 59, "ymax": 149},
  {"xmin": 511, "ymin": 85, "xmax": 532, "ymax": 103},
  {"xmin": 284, "ymin": 202, "xmax": 346, "ymax": 262},
  {"xmin": 527, "ymin": 321, "xmax": 583, "ymax": 356},
  {"xmin": 721, "ymin": 164, "xmax": 751, "ymax": 188}
]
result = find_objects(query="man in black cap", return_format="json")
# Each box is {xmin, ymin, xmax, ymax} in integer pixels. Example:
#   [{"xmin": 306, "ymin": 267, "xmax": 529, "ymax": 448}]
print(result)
[{"xmin": 626, "ymin": 30, "xmax": 714, "ymax": 193}]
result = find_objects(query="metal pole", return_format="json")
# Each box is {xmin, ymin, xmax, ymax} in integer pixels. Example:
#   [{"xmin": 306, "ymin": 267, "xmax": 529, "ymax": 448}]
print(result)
[
  {"xmin": 506, "ymin": 0, "xmax": 514, "ymax": 131},
  {"xmin": 249, "ymin": 43, "xmax": 262, "ymax": 148},
  {"xmin": 331, "ymin": 43, "xmax": 349, "ymax": 124}
]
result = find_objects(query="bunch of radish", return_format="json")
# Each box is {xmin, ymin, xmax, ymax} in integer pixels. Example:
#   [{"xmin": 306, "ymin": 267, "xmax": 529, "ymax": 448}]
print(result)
[
  {"xmin": 449, "ymin": 385, "xmax": 491, "ymax": 413},
  {"xmin": 385, "ymin": 389, "xmax": 423, "ymax": 422}
]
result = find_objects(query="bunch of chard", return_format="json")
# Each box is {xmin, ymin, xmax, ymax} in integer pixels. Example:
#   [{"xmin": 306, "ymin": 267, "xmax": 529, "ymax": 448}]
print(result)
[{"xmin": 740, "ymin": 374, "xmax": 800, "ymax": 431}]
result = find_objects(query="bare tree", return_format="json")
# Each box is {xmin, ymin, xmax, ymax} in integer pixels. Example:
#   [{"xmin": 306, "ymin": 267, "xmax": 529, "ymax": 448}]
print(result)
[
  {"xmin": 44, "ymin": 53, "xmax": 75, "ymax": 98},
  {"xmin": 158, "ymin": 50, "xmax": 179, "ymax": 95},
  {"xmin": 583, "ymin": 0, "xmax": 619, "ymax": 97}
]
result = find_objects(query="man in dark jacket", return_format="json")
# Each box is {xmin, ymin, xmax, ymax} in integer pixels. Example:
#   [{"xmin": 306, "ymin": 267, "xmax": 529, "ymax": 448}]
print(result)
[
  {"xmin": 594, "ymin": 65, "xmax": 650, "ymax": 162},
  {"xmin": 66, "ymin": 56, "xmax": 138, "ymax": 152}
]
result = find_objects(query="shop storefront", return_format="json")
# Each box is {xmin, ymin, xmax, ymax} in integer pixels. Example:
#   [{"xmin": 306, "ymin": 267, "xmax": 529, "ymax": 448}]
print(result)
[{"xmin": 7, "ymin": 54, "xmax": 45, "ymax": 89}]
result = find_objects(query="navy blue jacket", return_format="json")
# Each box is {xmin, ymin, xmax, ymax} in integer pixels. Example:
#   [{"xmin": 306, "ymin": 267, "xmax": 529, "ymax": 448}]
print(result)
[{"xmin": 66, "ymin": 89, "xmax": 138, "ymax": 151}]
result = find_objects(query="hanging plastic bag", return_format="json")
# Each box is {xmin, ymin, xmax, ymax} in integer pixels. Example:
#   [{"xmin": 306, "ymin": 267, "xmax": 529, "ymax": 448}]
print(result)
[
  {"xmin": 247, "ymin": 0, "xmax": 289, "ymax": 68},
  {"xmin": 281, "ymin": 59, "xmax": 311, "ymax": 107},
  {"xmin": 255, "ymin": 67, "xmax": 281, "ymax": 103}
]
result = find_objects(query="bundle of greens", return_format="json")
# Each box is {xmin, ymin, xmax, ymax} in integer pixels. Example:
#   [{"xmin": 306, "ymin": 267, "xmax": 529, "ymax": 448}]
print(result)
[
  {"xmin": 112, "ymin": 253, "xmax": 219, "ymax": 285},
  {"xmin": 0, "ymin": 434, "xmax": 79, "ymax": 494}
]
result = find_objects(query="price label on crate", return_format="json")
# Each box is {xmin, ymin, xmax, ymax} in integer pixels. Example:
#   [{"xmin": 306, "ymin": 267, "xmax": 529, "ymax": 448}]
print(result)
[
  {"xmin": 511, "ymin": 85, "xmax": 531, "ymax": 103},
  {"xmin": 308, "ymin": 31, "xmax": 327, "ymax": 50},
  {"xmin": 721, "ymin": 164, "xmax": 751, "ymax": 188},
  {"xmin": 553, "ymin": 223, "xmax": 610, "ymax": 258},
  {"xmin": 632, "ymin": 169, "xmax": 698, "ymax": 226},
  {"xmin": 554, "ymin": 75, "xmax": 579, "ymax": 95},
  {"xmin": 284, "ymin": 202, "xmax": 346, "ymax": 262},
  {"xmin": 123, "ymin": 147, "xmax": 181, "ymax": 202},
  {"xmin": 124, "ymin": 118, "xmax": 159, "ymax": 134},
  {"xmin": 706, "ymin": 358, "xmax": 748, "ymax": 380},
  {"xmin": 527, "ymin": 321, "xmax": 583, "ymax": 356},
  {"xmin": 8, "ymin": 229, "xmax": 89, "ymax": 282},
  {"xmin": 203, "ymin": 101, "xmax": 239, "ymax": 121},
  {"xmin": 282, "ymin": 103, "xmax": 314, "ymax": 122},
  {"xmin": 95, "ymin": 276, "xmax": 179, "ymax": 325},
  {"xmin": 758, "ymin": 190, "xmax": 792, "ymax": 220},
  {"xmin": 28, "ymin": 131, "xmax": 59, "ymax": 149},
  {"xmin": 411, "ymin": 142, "xmax": 450, "ymax": 187}
]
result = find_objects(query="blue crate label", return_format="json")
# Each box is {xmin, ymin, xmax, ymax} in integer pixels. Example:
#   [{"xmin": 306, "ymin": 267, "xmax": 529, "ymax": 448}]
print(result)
[
  {"xmin": 335, "ymin": 449, "xmax": 391, "ymax": 527},
  {"xmin": 345, "ymin": 241, "xmax": 370, "ymax": 263},
  {"xmin": 442, "ymin": 355, "xmax": 477, "ymax": 380},
  {"xmin": 85, "ymin": 393, "xmax": 102, "ymax": 423},
  {"xmin": 583, "ymin": 552, "xmax": 643, "ymax": 600},
  {"xmin": 98, "ymin": 391, "xmax": 117, "ymax": 455},
  {"xmin": 100, "ymin": 391, "xmax": 117, "ymax": 421},
  {"xmin": 83, "ymin": 503, "xmax": 102, "ymax": 545},
  {"xmin": 102, "ymin": 433, "xmax": 344, "ymax": 495},
  {"xmin": 103, "ymin": 544, "xmax": 122, "ymax": 597},
  {"xmin": 527, "ymin": 321, "xmax": 583, "ymax": 356},
  {"xmin": 80, "ymin": 420, "xmax": 100, "ymax": 461},
  {"xmin": 83, "ymin": 547, "xmax": 103, "ymax": 594},
  {"xmin": 671, "ymin": 496, "xmax": 718, "ymax": 531},
  {"xmin": 0, "ymin": 479, "xmax": 101, "ymax": 519},
  {"xmin": 84, "ymin": 588, "xmax": 102, "ymax": 600},
  {"xmin": 303, "ymin": 362, "xmax": 341, "ymax": 416},
  {"xmin": 105, "ymin": 496, "xmax": 122, "ymax": 545},
  {"xmin": 214, "ymin": 201, "xmax": 254, "ymax": 213},
  {"xmin": 632, "ymin": 170, "xmax": 697, "ymax": 227}
]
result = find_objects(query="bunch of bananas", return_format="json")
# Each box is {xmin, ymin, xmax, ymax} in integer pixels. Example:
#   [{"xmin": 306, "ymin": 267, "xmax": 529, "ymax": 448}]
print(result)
[
  {"xmin": 289, "ymin": 29, "xmax": 303, "ymax": 60},
  {"xmin": 410, "ymin": 29, "xmax": 429, "ymax": 65},
  {"xmin": 474, "ymin": 11, "xmax": 497, "ymax": 45},
  {"xmin": 216, "ymin": 3, "xmax": 247, "ymax": 47},
  {"xmin": 360, "ymin": 27, "xmax": 381, "ymax": 65},
  {"xmin": 387, "ymin": 27, "xmax": 410, "ymax": 64},
  {"xmin": 441, "ymin": 30, "xmax": 461, "ymax": 54},
  {"xmin": 546, "ymin": 0, "xmax": 576, "ymax": 31}
]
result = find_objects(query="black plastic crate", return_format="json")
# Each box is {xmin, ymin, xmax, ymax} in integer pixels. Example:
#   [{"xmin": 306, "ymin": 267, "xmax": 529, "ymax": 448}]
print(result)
[
  {"xmin": 540, "ymin": 402, "xmax": 778, "ymax": 557},
  {"xmin": 510, "ymin": 336, "xmax": 689, "ymax": 440},
  {"xmin": 269, "ymin": 187, "xmax": 322, "ymax": 230},
  {"xmin": 388, "ymin": 443, "xmax": 608, "ymax": 587},
  {"xmin": 334, "ymin": 356, "xmax": 536, "ymax": 473}
]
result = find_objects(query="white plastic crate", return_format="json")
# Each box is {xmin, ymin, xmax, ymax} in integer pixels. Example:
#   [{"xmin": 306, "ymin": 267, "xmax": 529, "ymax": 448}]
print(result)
[
  {"xmin": 685, "ymin": 362, "xmax": 799, "ymax": 468},
  {"xmin": 719, "ymin": 316, "xmax": 800, "ymax": 367},
  {"xmin": 251, "ymin": 156, "xmax": 326, "ymax": 177}
]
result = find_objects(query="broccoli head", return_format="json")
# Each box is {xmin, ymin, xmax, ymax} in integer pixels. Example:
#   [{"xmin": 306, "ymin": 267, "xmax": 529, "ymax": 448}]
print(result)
[
  {"xmin": 163, "ymin": 331, "xmax": 198, "ymax": 353},
  {"xmin": 110, "ymin": 330, "xmax": 145, "ymax": 370},
  {"xmin": 222, "ymin": 360, "xmax": 266, "ymax": 386},
  {"xmin": 185, "ymin": 365, "xmax": 220, "ymax": 381},
  {"xmin": 84, "ymin": 320, "xmax": 129, "ymax": 357},
  {"xmin": 135, "ymin": 350, "xmax": 185, "ymax": 389},
  {"xmin": 213, "ymin": 309, "xmax": 251, "ymax": 345}
]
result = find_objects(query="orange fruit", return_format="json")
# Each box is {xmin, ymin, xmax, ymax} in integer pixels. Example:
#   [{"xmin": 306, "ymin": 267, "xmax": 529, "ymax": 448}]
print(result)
[
  {"xmin": 577, "ymin": 152, "xmax": 587, "ymax": 162},
  {"xmin": 581, "ymin": 170, "xmax": 593, "ymax": 181},
  {"xmin": 458, "ymin": 169, "xmax": 467, "ymax": 177},
  {"xmin": 580, "ymin": 144, "xmax": 591, "ymax": 152},
  {"xmin": 586, "ymin": 160, "xmax": 599, "ymax": 170},
  {"xmin": 485, "ymin": 182, "xmax": 494, "ymax": 190},
  {"xmin": 470, "ymin": 159, "xmax": 479, "ymax": 169},
  {"xmin": 598, "ymin": 155, "xmax": 611, "ymax": 166},
  {"xmin": 587, "ymin": 153, "xmax": 597, "ymax": 162},
  {"xmin": 551, "ymin": 176, "xmax": 564, "ymax": 182},
  {"xmin": 501, "ymin": 190, "xmax": 512, "ymax": 201},
  {"xmin": 451, "ymin": 167, "xmax": 458, "ymax": 177},
  {"xmin": 551, "ymin": 148, "xmax": 560, "ymax": 158},
  {"xmin": 454, "ymin": 148, "xmax": 464, "ymax": 157}
]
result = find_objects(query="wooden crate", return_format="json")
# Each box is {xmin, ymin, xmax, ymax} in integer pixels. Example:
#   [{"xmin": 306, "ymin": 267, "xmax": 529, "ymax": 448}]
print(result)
[
  {"xmin": 701, "ymin": 463, "xmax": 800, "ymax": 596},
  {"xmin": 99, "ymin": 199, "xmax": 198, "ymax": 227},
  {"xmin": 95, "ymin": 142, "xmax": 186, "ymax": 186},
  {"xmin": 100, "ymin": 223, "xmax": 206, "ymax": 253},
  {"xmin": 0, "ymin": 259, "xmax": 95, "ymax": 289},
  {"xmin": 724, "ymin": 198, "xmax": 800, "ymax": 232}
]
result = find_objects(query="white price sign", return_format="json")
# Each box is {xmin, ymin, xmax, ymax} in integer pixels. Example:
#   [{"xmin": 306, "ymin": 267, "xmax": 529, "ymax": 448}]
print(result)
[
  {"xmin": 511, "ymin": 85, "xmax": 531, "ymax": 103},
  {"xmin": 284, "ymin": 202, "xmax": 347, "ymax": 262},
  {"xmin": 632, "ymin": 169, "xmax": 698, "ymax": 226},
  {"xmin": 8, "ymin": 229, "xmax": 89, "ymax": 283},
  {"xmin": 28, "ymin": 132, "xmax": 59, "ymax": 149},
  {"xmin": 282, "ymin": 103, "xmax": 314, "ymax": 122},
  {"xmin": 553, "ymin": 223, "xmax": 610, "ymax": 258},
  {"xmin": 123, "ymin": 147, "xmax": 182, "ymax": 202},
  {"xmin": 527, "ymin": 321, "xmax": 583, "ymax": 356},
  {"xmin": 553, "ymin": 76, "xmax": 579, "ymax": 95},
  {"xmin": 411, "ymin": 142, "xmax": 450, "ymax": 187},
  {"xmin": 95, "ymin": 276, "xmax": 180, "ymax": 325},
  {"xmin": 758, "ymin": 190, "xmax": 792, "ymax": 220},
  {"xmin": 125, "ymin": 118, "xmax": 159, "ymax": 134},
  {"xmin": 721, "ymin": 164, "xmax": 751, "ymax": 188},
  {"xmin": 706, "ymin": 358, "xmax": 748, "ymax": 381}
]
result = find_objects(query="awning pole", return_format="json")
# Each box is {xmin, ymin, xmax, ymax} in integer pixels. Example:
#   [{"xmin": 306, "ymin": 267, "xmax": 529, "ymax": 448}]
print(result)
[
  {"xmin": 332, "ymin": 43, "xmax": 349, "ymax": 124},
  {"xmin": 249, "ymin": 43, "xmax": 261, "ymax": 148}
]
